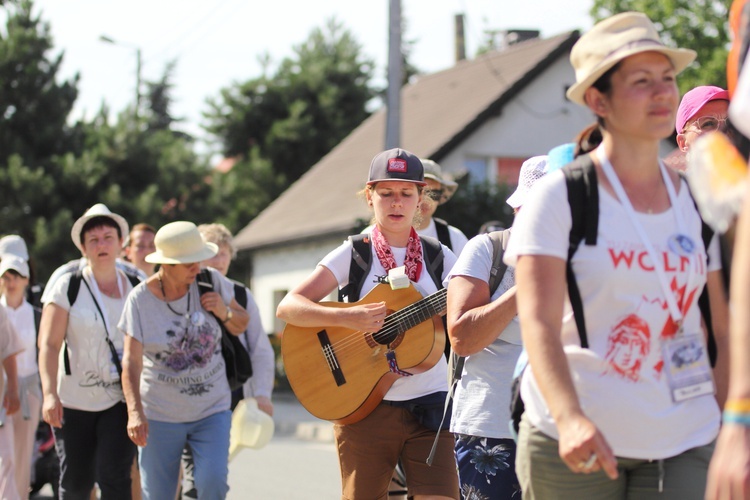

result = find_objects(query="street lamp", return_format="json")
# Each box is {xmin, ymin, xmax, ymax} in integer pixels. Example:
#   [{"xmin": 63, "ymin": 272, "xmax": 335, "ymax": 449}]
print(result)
[{"xmin": 99, "ymin": 34, "xmax": 142, "ymax": 119}]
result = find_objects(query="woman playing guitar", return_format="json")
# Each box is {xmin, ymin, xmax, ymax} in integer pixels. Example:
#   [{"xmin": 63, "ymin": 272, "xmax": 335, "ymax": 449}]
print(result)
[{"xmin": 277, "ymin": 148, "xmax": 459, "ymax": 500}]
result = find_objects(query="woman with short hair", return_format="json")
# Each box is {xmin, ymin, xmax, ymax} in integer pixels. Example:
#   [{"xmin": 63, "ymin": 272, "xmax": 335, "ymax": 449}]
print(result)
[{"xmin": 38, "ymin": 204, "xmax": 137, "ymax": 500}]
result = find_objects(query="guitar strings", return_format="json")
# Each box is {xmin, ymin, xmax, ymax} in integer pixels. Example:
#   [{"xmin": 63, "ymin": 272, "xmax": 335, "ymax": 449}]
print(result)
[
  {"xmin": 329, "ymin": 291, "xmax": 446, "ymax": 354},
  {"xmin": 321, "ymin": 291, "xmax": 447, "ymax": 362}
]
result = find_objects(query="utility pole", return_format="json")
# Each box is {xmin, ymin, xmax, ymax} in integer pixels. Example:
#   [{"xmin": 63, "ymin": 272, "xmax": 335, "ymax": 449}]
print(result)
[
  {"xmin": 385, "ymin": 0, "xmax": 402, "ymax": 149},
  {"xmin": 99, "ymin": 35, "xmax": 142, "ymax": 120}
]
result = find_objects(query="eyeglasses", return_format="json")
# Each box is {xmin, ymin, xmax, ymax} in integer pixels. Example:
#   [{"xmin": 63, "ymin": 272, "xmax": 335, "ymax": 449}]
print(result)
[
  {"xmin": 686, "ymin": 115, "xmax": 728, "ymax": 133},
  {"xmin": 425, "ymin": 189, "xmax": 444, "ymax": 201}
]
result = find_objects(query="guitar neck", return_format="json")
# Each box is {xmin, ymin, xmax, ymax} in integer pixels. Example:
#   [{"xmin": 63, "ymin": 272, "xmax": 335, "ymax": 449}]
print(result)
[{"xmin": 387, "ymin": 288, "xmax": 447, "ymax": 331}]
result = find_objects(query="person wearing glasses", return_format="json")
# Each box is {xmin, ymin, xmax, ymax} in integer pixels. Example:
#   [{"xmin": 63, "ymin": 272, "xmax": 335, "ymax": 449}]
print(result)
[
  {"xmin": 676, "ymin": 86, "xmax": 729, "ymax": 153},
  {"xmin": 675, "ymin": 86, "xmax": 732, "ymax": 406},
  {"xmin": 416, "ymin": 160, "xmax": 469, "ymax": 256}
]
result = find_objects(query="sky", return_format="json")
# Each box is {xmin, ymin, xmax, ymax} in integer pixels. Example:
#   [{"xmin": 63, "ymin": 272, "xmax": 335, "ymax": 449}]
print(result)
[{"xmin": 25, "ymin": 0, "xmax": 593, "ymax": 155}]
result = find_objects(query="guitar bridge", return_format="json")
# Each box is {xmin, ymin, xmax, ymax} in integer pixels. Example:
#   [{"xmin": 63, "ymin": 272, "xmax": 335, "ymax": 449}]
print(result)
[{"xmin": 317, "ymin": 330, "xmax": 346, "ymax": 386}]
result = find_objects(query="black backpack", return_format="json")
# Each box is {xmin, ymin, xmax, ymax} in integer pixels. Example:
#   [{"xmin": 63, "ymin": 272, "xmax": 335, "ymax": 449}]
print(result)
[
  {"xmin": 509, "ymin": 154, "xmax": 718, "ymax": 435},
  {"xmin": 196, "ymin": 269, "xmax": 253, "ymax": 391}
]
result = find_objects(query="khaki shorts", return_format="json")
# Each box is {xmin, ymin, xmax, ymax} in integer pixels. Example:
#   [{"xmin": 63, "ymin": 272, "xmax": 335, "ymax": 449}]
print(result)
[
  {"xmin": 516, "ymin": 416, "xmax": 714, "ymax": 500},
  {"xmin": 334, "ymin": 402, "xmax": 459, "ymax": 500}
]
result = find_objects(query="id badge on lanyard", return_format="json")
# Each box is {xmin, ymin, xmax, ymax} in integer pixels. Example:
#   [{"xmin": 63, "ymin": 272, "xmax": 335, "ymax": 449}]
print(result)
[{"xmin": 596, "ymin": 148, "xmax": 714, "ymax": 402}]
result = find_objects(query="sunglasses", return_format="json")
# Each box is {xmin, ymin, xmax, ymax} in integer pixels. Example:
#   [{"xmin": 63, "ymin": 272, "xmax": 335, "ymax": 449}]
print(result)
[
  {"xmin": 686, "ymin": 115, "xmax": 728, "ymax": 133},
  {"xmin": 425, "ymin": 189, "xmax": 444, "ymax": 201}
]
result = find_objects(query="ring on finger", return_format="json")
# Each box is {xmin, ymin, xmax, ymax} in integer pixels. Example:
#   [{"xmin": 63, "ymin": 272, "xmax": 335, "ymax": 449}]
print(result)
[{"xmin": 578, "ymin": 453, "xmax": 597, "ymax": 470}]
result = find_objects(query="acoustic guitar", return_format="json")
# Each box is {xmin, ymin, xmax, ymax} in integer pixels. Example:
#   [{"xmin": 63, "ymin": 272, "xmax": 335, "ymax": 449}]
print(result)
[{"xmin": 281, "ymin": 283, "xmax": 446, "ymax": 424}]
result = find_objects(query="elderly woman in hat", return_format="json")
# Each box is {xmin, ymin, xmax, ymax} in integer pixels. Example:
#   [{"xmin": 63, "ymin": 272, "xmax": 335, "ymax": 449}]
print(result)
[
  {"xmin": 504, "ymin": 12, "xmax": 724, "ymax": 498},
  {"xmin": 38, "ymin": 203, "xmax": 138, "ymax": 500},
  {"xmin": 0, "ymin": 255, "xmax": 42, "ymax": 499},
  {"xmin": 119, "ymin": 221, "xmax": 248, "ymax": 500},
  {"xmin": 277, "ymin": 148, "xmax": 459, "ymax": 499}
]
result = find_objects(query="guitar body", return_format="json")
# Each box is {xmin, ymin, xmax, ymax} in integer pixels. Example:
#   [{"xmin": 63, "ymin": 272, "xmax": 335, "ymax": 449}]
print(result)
[{"xmin": 281, "ymin": 283, "xmax": 445, "ymax": 424}]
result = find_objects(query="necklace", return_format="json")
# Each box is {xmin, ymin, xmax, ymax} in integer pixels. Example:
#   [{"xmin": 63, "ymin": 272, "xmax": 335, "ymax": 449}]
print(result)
[
  {"xmin": 158, "ymin": 273, "xmax": 190, "ymax": 318},
  {"xmin": 158, "ymin": 273, "xmax": 206, "ymax": 327}
]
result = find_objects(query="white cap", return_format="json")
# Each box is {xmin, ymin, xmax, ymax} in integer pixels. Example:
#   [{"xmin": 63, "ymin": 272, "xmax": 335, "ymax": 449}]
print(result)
[
  {"xmin": 0, "ymin": 235, "xmax": 29, "ymax": 261},
  {"xmin": 506, "ymin": 156, "xmax": 548, "ymax": 209},
  {"xmin": 0, "ymin": 255, "xmax": 29, "ymax": 278},
  {"xmin": 229, "ymin": 398, "xmax": 274, "ymax": 460}
]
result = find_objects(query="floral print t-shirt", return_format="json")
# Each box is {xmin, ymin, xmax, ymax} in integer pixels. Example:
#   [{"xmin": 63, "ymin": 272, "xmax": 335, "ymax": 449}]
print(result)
[{"xmin": 119, "ymin": 268, "xmax": 233, "ymax": 423}]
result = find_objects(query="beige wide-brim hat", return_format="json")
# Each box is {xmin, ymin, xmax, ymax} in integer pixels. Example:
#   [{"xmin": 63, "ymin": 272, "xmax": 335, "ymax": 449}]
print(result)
[
  {"xmin": 229, "ymin": 398, "xmax": 275, "ymax": 461},
  {"xmin": 71, "ymin": 203, "xmax": 130, "ymax": 253},
  {"xmin": 566, "ymin": 12, "xmax": 696, "ymax": 106},
  {"xmin": 145, "ymin": 221, "xmax": 218, "ymax": 264},
  {"xmin": 421, "ymin": 159, "xmax": 458, "ymax": 204}
]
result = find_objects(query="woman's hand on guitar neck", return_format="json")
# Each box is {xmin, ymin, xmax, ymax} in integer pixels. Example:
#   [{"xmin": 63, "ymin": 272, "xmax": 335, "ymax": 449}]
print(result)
[{"xmin": 339, "ymin": 301, "xmax": 388, "ymax": 332}]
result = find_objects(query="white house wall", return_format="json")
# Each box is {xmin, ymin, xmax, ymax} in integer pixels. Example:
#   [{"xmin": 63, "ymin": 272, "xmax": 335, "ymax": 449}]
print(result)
[
  {"xmin": 438, "ymin": 55, "xmax": 592, "ymax": 178},
  {"xmin": 250, "ymin": 236, "xmax": 344, "ymax": 334}
]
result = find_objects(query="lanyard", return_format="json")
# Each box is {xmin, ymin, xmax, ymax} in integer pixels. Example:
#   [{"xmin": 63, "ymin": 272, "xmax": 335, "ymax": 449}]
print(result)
[
  {"xmin": 83, "ymin": 267, "xmax": 125, "ymax": 340},
  {"xmin": 596, "ymin": 147, "xmax": 693, "ymax": 329}
]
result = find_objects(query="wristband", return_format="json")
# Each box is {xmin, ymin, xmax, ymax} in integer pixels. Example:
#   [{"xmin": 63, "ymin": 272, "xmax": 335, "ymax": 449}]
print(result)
[
  {"xmin": 722, "ymin": 410, "xmax": 750, "ymax": 426},
  {"xmin": 724, "ymin": 398, "xmax": 750, "ymax": 413}
]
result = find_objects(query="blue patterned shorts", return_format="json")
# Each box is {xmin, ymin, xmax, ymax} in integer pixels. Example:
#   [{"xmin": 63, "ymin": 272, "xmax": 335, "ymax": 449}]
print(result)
[{"xmin": 454, "ymin": 434, "xmax": 521, "ymax": 500}]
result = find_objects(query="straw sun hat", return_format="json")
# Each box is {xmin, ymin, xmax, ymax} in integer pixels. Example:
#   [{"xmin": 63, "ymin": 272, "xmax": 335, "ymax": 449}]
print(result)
[
  {"xmin": 145, "ymin": 221, "xmax": 218, "ymax": 265},
  {"xmin": 566, "ymin": 12, "xmax": 696, "ymax": 106}
]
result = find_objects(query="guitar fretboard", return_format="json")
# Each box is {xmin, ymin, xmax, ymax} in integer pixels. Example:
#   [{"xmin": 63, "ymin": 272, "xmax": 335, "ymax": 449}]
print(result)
[{"xmin": 384, "ymin": 288, "xmax": 447, "ymax": 334}]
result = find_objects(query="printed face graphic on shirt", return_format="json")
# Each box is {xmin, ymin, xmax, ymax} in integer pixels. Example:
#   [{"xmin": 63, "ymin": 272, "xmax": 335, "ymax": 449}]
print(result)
[
  {"xmin": 605, "ymin": 314, "xmax": 651, "ymax": 381},
  {"xmin": 600, "ymin": 232, "xmax": 705, "ymax": 382}
]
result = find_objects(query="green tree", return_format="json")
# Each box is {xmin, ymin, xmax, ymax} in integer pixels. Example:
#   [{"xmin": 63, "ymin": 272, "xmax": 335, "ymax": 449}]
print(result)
[
  {"xmin": 204, "ymin": 17, "xmax": 376, "ymax": 189},
  {"xmin": 436, "ymin": 180, "xmax": 515, "ymax": 239},
  {"xmin": 0, "ymin": 1, "xmax": 217, "ymax": 279},
  {"xmin": 590, "ymin": 0, "xmax": 732, "ymax": 93},
  {"xmin": 0, "ymin": 0, "xmax": 78, "ymax": 165}
]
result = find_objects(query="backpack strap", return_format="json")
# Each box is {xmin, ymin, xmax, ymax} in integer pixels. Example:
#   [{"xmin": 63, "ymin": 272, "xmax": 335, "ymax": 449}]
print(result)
[
  {"xmin": 678, "ymin": 173, "xmax": 718, "ymax": 367},
  {"xmin": 232, "ymin": 281, "xmax": 248, "ymax": 309},
  {"xmin": 338, "ymin": 234, "xmax": 373, "ymax": 303},
  {"xmin": 563, "ymin": 154, "xmax": 599, "ymax": 349},
  {"xmin": 433, "ymin": 218, "xmax": 453, "ymax": 251},
  {"xmin": 487, "ymin": 229, "xmax": 512, "ymax": 297},
  {"xmin": 62, "ymin": 271, "xmax": 84, "ymax": 375},
  {"xmin": 419, "ymin": 235, "xmax": 445, "ymax": 292},
  {"xmin": 67, "ymin": 272, "xmax": 82, "ymax": 308}
]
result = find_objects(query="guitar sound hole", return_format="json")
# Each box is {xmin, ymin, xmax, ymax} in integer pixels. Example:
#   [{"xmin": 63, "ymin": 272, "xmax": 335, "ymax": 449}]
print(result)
[{"xmin": 371, "ymin": 329, "xmax": 404, "ymax": 348}]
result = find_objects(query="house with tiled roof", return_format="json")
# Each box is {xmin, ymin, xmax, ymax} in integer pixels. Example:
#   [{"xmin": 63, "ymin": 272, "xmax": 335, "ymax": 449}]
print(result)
[{"xmin": 234, "ymin": 30, "xmax": 599, "ymax": 335}]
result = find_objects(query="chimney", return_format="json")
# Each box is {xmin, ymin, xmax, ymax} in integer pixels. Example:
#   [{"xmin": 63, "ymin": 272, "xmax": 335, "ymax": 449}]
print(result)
[{"xmin": 455, "ymin": 14, "xmax": 466, "ymax": 62}]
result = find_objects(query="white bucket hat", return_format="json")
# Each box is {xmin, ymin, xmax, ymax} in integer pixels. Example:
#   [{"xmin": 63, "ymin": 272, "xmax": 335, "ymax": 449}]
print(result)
[
  {"xmin": 145, "ymin": 221, "xmax": 218, "ymax": 264},
  {"xmin": 566, "ymin": 12, "xmax": 696, "ymax": 106},
  {"xmin": 229, "ymin": 398, "xmax": 275, "ymax": 460},
  {"xmin": 0, "ymin": 255, "xmax": 29, "ymax": 279},
  {"xmin": 71, "ymin": 204, "xmax": 129, "ymax": 253},
  {"xmin": 507, "ymin": 156, "xmax": 548, "ymax": 209},
  {"xmin": 0, "ymin": 235, "xmax": 29, "ymax": 261}
]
